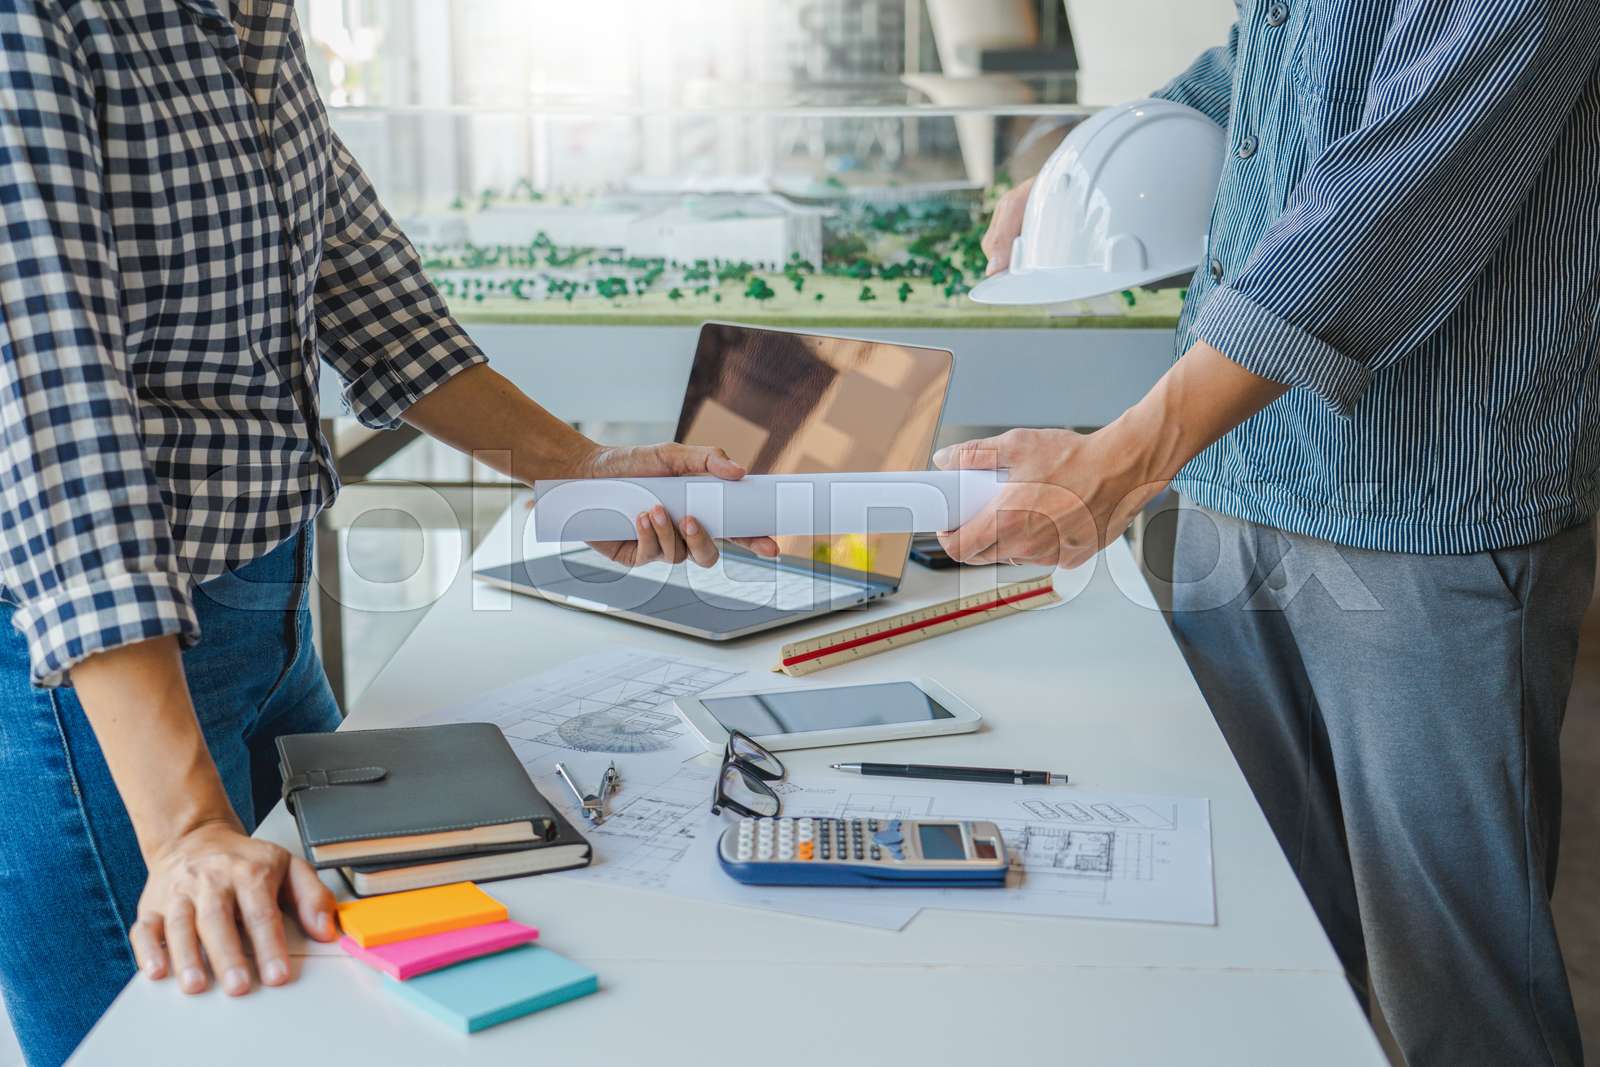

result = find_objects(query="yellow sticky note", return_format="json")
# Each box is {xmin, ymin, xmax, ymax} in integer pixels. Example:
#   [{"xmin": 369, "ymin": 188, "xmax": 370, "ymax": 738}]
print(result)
[{"xmin": 337, "ymin": 883, "xmax": 508, "ymax": 948}]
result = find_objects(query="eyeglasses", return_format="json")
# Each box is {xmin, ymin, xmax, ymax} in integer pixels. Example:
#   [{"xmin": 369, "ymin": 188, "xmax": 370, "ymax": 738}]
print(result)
[{"xmin": 710, "ymin": 730, "xmax": 786, "ymax": 818}]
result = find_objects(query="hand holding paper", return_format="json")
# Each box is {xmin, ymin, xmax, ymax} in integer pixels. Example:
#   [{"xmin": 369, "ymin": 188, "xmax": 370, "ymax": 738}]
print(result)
[
  {"xmin": 570, "ymin": 442, "xmax": 781, "ymax": 565},
  {"xmin": 531, "ymin": 470, "xmax": 1007, "ymax": 543}
]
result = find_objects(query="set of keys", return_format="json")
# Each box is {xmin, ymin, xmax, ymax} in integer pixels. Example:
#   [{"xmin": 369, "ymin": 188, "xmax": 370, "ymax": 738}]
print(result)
[{"xmin": 553, "ymin": 760, "xmax": 620, "ymax": 824}]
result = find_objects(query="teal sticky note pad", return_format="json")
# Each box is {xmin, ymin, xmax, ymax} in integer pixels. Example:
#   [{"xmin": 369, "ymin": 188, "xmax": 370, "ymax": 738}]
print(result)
[{"xmin": 384, "ymin": 944, "xmax": 598, "ymax": 1033}]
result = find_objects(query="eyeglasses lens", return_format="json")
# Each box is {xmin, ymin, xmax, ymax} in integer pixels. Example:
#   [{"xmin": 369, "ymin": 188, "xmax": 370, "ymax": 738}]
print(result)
[
  {"xmin": 719, "ymin": 762, "xmax": 779, "ymax": 817},
  {"xmin": 729, "ymin": 734, "xmax": 783, "ymax": 779}
]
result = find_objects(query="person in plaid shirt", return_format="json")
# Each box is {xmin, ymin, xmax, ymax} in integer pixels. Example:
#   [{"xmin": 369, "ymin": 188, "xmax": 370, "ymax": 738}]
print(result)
[{"xmin": 0, "ymin": 4, "xmax": 775, "ymax": 1062}]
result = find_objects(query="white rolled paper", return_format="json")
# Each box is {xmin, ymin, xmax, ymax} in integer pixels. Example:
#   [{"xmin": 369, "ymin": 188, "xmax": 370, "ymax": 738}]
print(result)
[{"xmin": 530, "ymin": 470, "xmax": 1007, "ymax": 542}]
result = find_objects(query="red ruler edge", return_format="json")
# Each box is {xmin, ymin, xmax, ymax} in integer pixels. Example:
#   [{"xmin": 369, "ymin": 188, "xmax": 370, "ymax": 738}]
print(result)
[{"xmin": 778, "ymin": 580, "xmax": 1057, "ymax": 669}]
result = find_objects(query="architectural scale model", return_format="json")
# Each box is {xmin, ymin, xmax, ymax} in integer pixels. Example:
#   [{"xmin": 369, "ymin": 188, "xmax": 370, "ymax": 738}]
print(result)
[{"xmin": 402, "ymin": 183, "xmax": 1186, "ymax": 329}]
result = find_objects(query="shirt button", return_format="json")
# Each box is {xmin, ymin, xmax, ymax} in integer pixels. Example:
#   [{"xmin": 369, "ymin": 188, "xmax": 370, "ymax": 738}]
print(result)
[
  {"xmin": 1209, "ymin": 258, "xmax": 1225, "ymax": 284},
  {"xmin": 1237, "ymin": 135, "xmax": 1259, "ymax": 159},
  {"xmin": 1266, "ymin": 3, "xmax": 1288, "ymax": 26}
]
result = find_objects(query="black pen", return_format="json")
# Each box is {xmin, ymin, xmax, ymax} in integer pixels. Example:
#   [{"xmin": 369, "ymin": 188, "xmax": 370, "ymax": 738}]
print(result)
[{"xmin": 831, "ymin": 762, "xmax": 1068, "ymax": 786}]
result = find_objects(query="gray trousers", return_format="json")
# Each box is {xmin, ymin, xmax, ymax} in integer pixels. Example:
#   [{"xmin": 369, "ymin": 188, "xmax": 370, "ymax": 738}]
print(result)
[{"xmin": 1165, "ymin": 503, "xmax": 1594, "ymax": 1067}]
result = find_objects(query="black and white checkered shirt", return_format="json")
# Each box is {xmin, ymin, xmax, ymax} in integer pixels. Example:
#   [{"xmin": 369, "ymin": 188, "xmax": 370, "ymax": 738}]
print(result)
[{"xmin": 1, "ymin": 1, "xmax": 485, "ymax": 686}]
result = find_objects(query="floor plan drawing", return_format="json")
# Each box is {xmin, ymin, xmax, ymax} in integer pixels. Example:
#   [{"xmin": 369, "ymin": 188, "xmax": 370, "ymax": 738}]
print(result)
[
  {"xmin": 1015, "ymin": 825, "xmax": 1116, "ymax": 875},
  {"xmin": 1011, "ymin": 798, "xmax": 1175, "ymax": 830},
  {"xmin": 834, "ymin": 792, "xmax": 936, "ymax": 820},
  {"xmin": 577, "ymin": 762, "xmax": 717, "ymax": 891},
  {"xmin": 412, "ymin": 648, "xmax": 745, "ymax": 847},
  {"xmin": 666, "ymin": 779, "xmax": 1214, "ymax": 927}
]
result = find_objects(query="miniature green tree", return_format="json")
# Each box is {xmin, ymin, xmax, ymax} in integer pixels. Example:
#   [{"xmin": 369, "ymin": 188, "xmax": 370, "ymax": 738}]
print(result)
[
  {"xmin": 858, "ymin": 285, "xmax": 876, "ymax": 302},
  {"xmin": 897, "ymin": 282, "xmax": 913, "ymax": 303},
  {"xmin": 448, "ymin": 195, "xmax": 465, "ymax": 211},
  {"xmin": 668, "ymin": 287, "xmax": 684, "ymax": 302},
  {"xmin": 814, "ymin": 292, "xmax": 825, "ymax": 302},
  {"xmin": 744, "ymin": 277, "xmax": 776, "ymax": 302},
  {"xmin": 1120, "ymin": 290, "xmax": 1136, "ymax": 308}
]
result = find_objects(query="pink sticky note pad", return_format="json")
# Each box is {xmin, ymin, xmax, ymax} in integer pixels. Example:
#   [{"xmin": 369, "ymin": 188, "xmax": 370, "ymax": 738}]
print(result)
[{"xmin": 339, "ymin": 920, "xmax": 539, "ymax": 980}]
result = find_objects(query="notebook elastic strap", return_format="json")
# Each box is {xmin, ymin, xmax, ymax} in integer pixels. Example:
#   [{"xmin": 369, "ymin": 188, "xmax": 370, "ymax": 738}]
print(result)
[{"xmin": 281, "ymin": 765, "xmax": 388, "ymax": 813}]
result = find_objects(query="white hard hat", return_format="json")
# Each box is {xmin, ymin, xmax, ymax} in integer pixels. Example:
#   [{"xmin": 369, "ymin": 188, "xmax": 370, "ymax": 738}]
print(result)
[{"xmin": 969, "ymin": 98, "xmax": 1225, "ymax": 305}]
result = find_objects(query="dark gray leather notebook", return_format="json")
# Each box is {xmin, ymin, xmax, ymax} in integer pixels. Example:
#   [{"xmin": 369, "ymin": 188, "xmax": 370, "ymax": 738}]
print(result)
[{"xmin": 277, "ymin": 723, "xmax": 559, "ymax": 869}]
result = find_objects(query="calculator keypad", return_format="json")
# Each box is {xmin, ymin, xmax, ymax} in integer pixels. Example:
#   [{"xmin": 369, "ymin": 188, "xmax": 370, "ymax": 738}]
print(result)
[{"xmin": 731, "ymin": 818, "xmax": 904, "ymax": 864}]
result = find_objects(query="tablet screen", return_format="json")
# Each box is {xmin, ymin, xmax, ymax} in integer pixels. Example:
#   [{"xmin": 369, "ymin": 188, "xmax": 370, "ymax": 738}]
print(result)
[{"xmin": 701, "ymin": 682, "xmax": 954, "ymax": 736}]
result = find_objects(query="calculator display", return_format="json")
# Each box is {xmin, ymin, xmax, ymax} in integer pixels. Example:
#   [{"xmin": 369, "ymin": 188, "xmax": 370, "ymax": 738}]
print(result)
[
  {"xmin": 701, "ymin": 681, "xmax": 954, "ymax": 736},
  {"xmin": 916, "ymin": 823, "xmax": 966, "ymax": 860}
]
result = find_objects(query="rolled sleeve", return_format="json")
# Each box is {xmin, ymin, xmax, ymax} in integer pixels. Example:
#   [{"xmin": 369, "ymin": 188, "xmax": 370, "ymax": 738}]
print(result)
[
  {"xmin": 13, "ymin": 571, "xmax": 198, "ymax": 690},
  {"xmin": 314, "ymin": 131, "xmax": 486, "ymax": 430},
  {"xmin": 1206, "ymin": 0, "xmax": 1600, "ymax": 412},
  {"xmin": 1, "ymin": 4, "xmax": 198, "ymax": 686},
  {"xmin": 1193, "ymin": 286, "xmax": 1370, "ymax": 416}
]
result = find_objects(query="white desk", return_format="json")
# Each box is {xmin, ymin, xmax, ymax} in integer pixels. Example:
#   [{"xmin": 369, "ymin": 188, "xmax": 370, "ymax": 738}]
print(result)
[{"xmin": 73, "ymin": 501, "xmax": 1387, "ymax": 1066}]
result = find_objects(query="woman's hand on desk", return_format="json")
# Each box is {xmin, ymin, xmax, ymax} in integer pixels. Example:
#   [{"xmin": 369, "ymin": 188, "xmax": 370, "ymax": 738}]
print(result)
[
  {"xmin": 131, "ymin": 821, "xmax": 338, "ymax": 997},
  {"xmin": 576, "ymin": 442, "xmax": 781, "ymax": 567},
  {"xmin": 73, "ymin": 636, "xmax": 341, "ymax": 999}
]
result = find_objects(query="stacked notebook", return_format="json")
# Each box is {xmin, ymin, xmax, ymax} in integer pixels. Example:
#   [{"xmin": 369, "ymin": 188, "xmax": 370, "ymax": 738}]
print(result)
[
  {"xmin": 338, "ymin": 882, "xmax": 597, "ymax": 1032},
  {"xmin": 277, "ymin": 723, "xmax": 591, "ymax": 895}
]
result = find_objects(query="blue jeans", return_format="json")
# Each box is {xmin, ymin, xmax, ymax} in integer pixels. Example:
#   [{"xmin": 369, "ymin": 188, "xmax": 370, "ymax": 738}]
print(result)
[{"xmin": 0, "ymin": 528, "xmax": 342, "ymax": 1066}]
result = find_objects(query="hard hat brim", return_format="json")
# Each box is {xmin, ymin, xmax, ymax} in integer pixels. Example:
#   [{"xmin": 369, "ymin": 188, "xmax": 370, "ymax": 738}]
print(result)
[{"xmin": 968, "ymin": 263, "xmax": 1194, "ymax": 306}]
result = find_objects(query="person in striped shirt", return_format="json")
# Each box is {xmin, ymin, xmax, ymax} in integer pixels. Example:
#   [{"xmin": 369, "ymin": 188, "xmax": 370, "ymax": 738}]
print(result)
[{"xmin": 941, "ymin": 3, "xmax": 1599, "ymax": 1064}]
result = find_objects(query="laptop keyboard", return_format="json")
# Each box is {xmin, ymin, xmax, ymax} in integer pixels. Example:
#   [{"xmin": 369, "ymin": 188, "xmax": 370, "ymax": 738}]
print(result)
[{"xmin": 569, "ymin": 552, "xmax": 872, "ymax": 611}]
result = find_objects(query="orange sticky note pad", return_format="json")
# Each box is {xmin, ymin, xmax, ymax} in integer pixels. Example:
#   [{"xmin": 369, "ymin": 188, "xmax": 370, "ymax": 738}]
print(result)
[{"xmin": 337, "ymin": 883, "xmax": 508, "ymax": 949}]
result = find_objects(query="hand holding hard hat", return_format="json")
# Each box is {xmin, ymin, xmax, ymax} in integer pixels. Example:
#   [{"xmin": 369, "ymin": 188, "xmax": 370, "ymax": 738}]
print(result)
[{"xmin": 970, "ymin": 98, "xmax": 1226, "ymax": 305}]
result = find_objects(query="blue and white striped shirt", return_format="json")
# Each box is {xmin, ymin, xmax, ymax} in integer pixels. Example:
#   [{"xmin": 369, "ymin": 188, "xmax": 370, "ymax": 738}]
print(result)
[{"xmin": 1158, "ymin": 0, "xmax": 1600, "ymax": 553}]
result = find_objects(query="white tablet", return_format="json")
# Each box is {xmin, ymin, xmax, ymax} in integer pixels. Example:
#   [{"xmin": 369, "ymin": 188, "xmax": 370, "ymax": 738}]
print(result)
[{"xmin": 674, "ymin": 677, "xmax": 982, "ymax": 752}]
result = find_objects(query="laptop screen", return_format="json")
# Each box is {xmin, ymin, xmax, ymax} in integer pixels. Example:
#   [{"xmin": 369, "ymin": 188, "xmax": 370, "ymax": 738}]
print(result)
[{"xmin": 674, "ymin": 323, "xmax": 953, "ymax": 582}]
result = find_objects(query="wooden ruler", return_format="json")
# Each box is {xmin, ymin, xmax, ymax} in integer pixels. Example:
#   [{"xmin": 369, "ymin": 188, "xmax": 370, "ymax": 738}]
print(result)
[{"xmin": 772, "ymin": 575, "xmax": 1061, "ymax": 677}]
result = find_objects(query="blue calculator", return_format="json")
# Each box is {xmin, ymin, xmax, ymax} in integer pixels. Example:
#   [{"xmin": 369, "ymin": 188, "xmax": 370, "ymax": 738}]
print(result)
[{"xmin": 717, "ymin": 817, "xmax": 1010, "ymax": 887}]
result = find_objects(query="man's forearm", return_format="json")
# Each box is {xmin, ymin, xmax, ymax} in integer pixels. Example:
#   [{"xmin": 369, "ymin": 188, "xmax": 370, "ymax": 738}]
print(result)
[
  {"xmin": 400, "ymin": 364, "xmax": 598, "ymax": 484},
  {"xmin": 1115, "ymin": 339, "xmax": 1288, "ymax": 485},
  {"xmin": 71, "ymin": 636, "xmax": 239, "ymax": 859}
]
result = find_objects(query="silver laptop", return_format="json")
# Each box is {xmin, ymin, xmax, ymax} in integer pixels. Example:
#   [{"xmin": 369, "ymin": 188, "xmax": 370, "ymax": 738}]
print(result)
[{"xmin": 474, "ymin": 322, "xmax": 955, "ymax": 640}]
